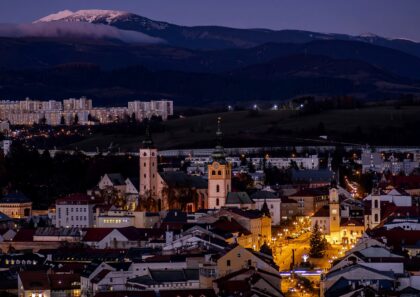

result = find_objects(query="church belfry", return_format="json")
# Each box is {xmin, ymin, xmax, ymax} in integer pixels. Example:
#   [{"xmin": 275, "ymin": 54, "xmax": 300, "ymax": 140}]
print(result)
[
  {"xmin": 139, "ymin": 124, "xmax": 158, "ymax": 198},
  {"xmin": 329, "ymin": 180, "xmax": 340, "ymax": 238},
  {"xmin": 207, "ymin": 117, "xmax": 232, "ymax": 209}
]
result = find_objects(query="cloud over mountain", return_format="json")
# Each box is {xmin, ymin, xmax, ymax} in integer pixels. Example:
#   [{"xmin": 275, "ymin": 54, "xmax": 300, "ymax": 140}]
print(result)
[{"xmin": 0, "ymin": 21, "xmax": 163, "ymax": 44}]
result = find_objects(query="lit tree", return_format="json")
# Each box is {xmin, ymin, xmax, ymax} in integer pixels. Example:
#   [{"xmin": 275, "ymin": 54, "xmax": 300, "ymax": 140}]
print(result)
[{"xmin": 309, "ymin": 221, "xmax": 327, "ymax": 258}]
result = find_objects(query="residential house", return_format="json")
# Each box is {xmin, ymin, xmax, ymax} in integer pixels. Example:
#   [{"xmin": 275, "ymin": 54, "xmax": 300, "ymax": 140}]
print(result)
[{"xmin": 216, "ymin": 245, "xmax": 279, "ymax": 277}]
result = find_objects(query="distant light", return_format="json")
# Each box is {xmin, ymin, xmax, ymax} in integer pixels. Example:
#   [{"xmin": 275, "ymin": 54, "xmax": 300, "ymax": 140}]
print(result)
[
  {"xmin": 273, "ymin": 104, "xmax": 278, "ymax": 110},
  {"xmin": 253, "ymin": 104, "xmax": 258, "ymax": 110}
]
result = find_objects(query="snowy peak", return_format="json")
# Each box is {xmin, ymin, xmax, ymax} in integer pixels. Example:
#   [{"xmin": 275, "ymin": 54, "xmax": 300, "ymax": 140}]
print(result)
[
  {"xmin": 35, "ymin": 10, "xmax": 74, "ymax": 23},
  {"xmin": 34, "ymin": 9, "xmax": 170, "ymax": 30},
  {"xmin": 35, "ymin": 9, "xmax": 133, "ymax": 24}
]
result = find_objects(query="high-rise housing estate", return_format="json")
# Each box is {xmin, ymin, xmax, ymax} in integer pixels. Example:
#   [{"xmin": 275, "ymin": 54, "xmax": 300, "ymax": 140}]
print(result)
[{"xmin": 0, "ymin": 97, "xmax": 173, "ymax": 125}]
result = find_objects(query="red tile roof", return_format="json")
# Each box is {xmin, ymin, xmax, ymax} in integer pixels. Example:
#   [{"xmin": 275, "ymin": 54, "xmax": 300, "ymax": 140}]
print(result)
[
  {"xmin": 82, "ymin": 228, "xmax": 114, "ymax": 242},
  {"xmin": 211, "ymin": 217, "xmax": 251, "ymax": 236},
  {"xmin": 19, "ymin": 271, "xmax": 50, "ymax": 290},
  {"xmin": 13, "ymin": 229, "xmax": 35, "ymax": 242},
  {"xmin": 56, "ymin": 193, "xmax": 101, "ymax": 205}
]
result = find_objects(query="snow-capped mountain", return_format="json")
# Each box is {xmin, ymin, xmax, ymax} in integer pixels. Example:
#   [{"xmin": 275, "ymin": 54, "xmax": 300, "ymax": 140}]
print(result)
[
  {"xmin": 35, "ymin": 9, "xmax": 170, "ymax": 30},
  {"xmin": 34, "ymin": 9, "xmax": 420, "ymax": 58}
]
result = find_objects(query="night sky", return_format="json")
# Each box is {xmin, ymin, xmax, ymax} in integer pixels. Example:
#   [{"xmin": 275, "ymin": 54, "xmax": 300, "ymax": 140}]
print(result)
[{"xmin": 0, "ymin": 0, "xmax": 419, "ymax": 41}]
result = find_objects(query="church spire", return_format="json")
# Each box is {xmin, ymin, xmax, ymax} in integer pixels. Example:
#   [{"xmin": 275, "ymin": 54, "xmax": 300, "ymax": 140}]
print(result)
[
  {"xmin": 211, "ymin": 117, "xmax": 226, "ymax": 163},
  {"xmin": 142, "ymin": 122, "xmax": 154, "ymax": 148}
]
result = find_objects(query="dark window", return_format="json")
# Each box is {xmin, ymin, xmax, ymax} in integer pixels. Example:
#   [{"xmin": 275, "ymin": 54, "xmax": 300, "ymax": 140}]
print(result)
[
  {"xmin": 216, "ymin": 185, "xmax": 220, "ymax": 192},
  {"xmin": 227, "ymin": 260, "xmax": 231, "ymax": 266},
  {"xmin": 218, "ymin": 170, "xmax": 222, "ymax": 175}
]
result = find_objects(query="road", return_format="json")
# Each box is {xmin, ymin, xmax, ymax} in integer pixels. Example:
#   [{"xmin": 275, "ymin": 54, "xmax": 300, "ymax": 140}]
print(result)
[{"xmin": 275, "ymin": 232, "xmax": 311, "ymax": 271}]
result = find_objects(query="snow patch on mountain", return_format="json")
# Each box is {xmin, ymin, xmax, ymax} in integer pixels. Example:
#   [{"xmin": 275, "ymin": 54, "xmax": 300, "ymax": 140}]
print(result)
[
  {"xmin": 0, "ymin": 22, "xmax": 164, "ymax": 44},
  {"xmin": 36, "ymin": 9, "xmax": 133, "ymax": 24},
  {"xmin": 35, "ymin": 10, "xmax": 74, "ymax": 23}
]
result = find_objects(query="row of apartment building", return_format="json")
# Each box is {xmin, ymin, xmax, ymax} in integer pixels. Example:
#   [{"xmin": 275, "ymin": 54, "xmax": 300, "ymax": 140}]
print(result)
[{"xmin": 0, "ymin": 97, "xmax": 173, "ymax": 125}]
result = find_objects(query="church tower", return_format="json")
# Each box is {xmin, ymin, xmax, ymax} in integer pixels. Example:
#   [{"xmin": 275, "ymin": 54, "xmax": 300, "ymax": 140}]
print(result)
[
  {"xmin": 139, "ymin": 124, "xmax": 158, "ymax": 198},
  {"xmin": 370, "ymin": 187, "xmax": 381, "ymax": 229},
  {"xmin": 207, "ymin": 117, "xmax": 231, "ymax": 209},
  {"xmin": 329, "ymin": 181, "xmax": 340, "ymax": 239}
]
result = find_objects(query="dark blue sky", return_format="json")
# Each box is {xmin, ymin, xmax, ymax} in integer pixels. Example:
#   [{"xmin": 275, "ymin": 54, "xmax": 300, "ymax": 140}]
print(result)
[{"xmin": 1, "ymin": 0, "xmax": 420, "ymax": 41}]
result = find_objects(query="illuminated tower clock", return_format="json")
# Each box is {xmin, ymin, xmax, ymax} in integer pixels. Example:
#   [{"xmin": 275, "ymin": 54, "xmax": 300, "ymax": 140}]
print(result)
[{"xmin": 207, "ymin": 117, "xmax": 231, "ymax": 209}]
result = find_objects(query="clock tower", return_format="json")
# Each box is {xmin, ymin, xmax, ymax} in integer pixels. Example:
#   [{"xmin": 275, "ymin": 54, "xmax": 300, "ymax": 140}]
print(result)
[
  {"xmin": 207, "ymin": 117, "xmax": 231, "ymax": 209},
  {"xmin": 139, "ymin": 124, "xmax": 158, "ymax": 198},
  {"xmin": 329, "ymin": 180, "xmax": 340, "ymax": 237}
]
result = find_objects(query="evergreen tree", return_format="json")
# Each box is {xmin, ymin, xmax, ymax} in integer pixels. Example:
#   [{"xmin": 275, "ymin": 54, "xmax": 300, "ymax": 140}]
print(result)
[
  {"xmin": 309, "ymin": 221, "xmax": 327, "ymax": 258},
  {"xmin": 73, "ymin": 114, "xmax": 79, "ymax": 125}
]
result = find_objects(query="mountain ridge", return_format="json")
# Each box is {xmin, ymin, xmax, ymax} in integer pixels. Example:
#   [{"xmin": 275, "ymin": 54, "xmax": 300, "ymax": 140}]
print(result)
[{"xmin": 34, "ymin": 9, "xmax": 420, "ymax": 57}]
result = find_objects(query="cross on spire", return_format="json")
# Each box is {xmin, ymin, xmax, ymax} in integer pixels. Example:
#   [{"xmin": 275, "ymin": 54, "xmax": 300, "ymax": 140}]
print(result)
[
  {"xmin": 211, "ymin": 117, "xmax": 226, "ymax": 163},
  {"xmin": 142, "ymin": 121, "xmax": 154, "ymax": 148}
]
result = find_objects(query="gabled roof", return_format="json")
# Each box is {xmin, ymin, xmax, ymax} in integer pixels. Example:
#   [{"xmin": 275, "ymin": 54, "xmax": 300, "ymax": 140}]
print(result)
[
  {"xmin": 0, "ymin": 211, "xmax": 11, "ymax": 222},
  {"xmin": 160, "ymin": 171, "xmax": 207, "ymax": 189},
  {"xmin": 13, "ymin": 228, "xmax": 35, "ymax": 242},
  {"xmin": 91, "ymin": 269, "xmax": 111, "ymax": 284},
  {"xmin": 19, "ymin": 271, "xmax": 50, "ymax": 290},
  {"xmin": 250, "ymin": 191, "xmax": 279, "ymax": 200},
  {"xmin": 224, "ymin": 208, "xmax": 264, "ymax": 219},
  {"xmin": 325, "ymin": 263, "xmax": 395, "ymax": 280},
  {"xmin": 82, "ymin": 228, "xmax": 114, "ymax": 242},
  {"xmin": 56, "ymin": 193, "xmax": 97, "ymax": 204},
  {"xmin": 226, "ymin": 192, "xmax": 253, "ymax": 205},
  {"xmin": 128, "ymin": 269, "xmax": 199, "ymax": 285},
  {"xmin": 105, "ymin": 173, "xmax": 125, "ymax": 186},
  {"xmin": 126, "ymin": 177, "xmax": 139, "ymax": 192},
  {"xmin": 313, "ymin": 205, "xmax": 329, "ymax": 217},
  {"xmin": 82, "ymin": 227, "xmax": 164, "ymax": 242},
  {"xmin": 212, "ymin": 217, "xmax": 250, "ymax": 237}
]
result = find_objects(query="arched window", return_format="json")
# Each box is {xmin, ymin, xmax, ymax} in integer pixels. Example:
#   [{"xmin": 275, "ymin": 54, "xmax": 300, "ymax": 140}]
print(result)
[
  {"xmin": 212, "ymin": 170, "xmax": 216, "ymax": 175},
  {"xmin": 216, "ymin": 198, "xmax": 220, "ymax": 206},
  {"xmin": 374, "ymin": 213, "xmax": 379, "ymax": 222},
  {"xmin": 143, "ymin": 152, "xmax": 147, "ymax": 156},
  {"xmin": 218, "ymin": 170, "xmax": 222, "ymax": 175},
  {"xmin": 216, "ymin": 185, "xmax": 220, "ymax": 193}
]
